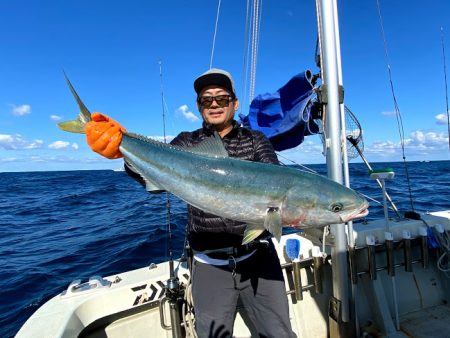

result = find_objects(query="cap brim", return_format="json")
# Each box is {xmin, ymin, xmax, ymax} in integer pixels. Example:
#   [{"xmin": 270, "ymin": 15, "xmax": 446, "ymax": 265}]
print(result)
[{"xmin": 194, "ymin": 73, "xmax": 234, "ymax": 95}]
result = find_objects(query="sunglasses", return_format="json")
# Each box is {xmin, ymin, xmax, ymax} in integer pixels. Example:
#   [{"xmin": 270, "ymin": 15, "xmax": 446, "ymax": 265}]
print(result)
[{"xmin": 198, "ymin": 95, "xmax": 233, "ymax": 108}]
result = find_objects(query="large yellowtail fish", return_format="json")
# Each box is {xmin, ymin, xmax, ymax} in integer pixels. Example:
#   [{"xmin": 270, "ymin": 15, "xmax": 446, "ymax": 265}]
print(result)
[{"xmin": 58, "ymin": 75, "xmax": 369, "ymax": 244}]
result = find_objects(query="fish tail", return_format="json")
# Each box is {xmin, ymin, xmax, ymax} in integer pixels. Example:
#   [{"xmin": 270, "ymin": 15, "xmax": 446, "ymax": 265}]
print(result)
[{"xmin": 57, "ymin": 72, "xmax": 92, "ymax": 134}]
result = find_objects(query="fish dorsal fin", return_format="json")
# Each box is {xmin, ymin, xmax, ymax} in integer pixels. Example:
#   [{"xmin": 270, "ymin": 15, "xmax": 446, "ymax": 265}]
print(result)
[
  {"xmin": 185, "ymin": 132, "xmax": 229, "ymax": 158},
  {"xmin": 123, "ymin": 131, "xmax": 228, "ymax": 158}
]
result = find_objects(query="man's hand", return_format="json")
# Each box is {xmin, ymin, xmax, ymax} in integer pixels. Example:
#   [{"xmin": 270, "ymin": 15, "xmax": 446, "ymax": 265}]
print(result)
[{"xmin": 85, "ymin": 112, "xmax": 126, "ymax": 159}]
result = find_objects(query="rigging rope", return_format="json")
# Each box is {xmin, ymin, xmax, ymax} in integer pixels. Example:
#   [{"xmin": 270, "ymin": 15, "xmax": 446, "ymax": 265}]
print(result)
[
  {"xmin": 241, "ymin": 0, "xmax": 251, "ymax": 113},
  {"xmin": 375, "ymin": 0, "xmax": 415, "ymax": 212},
  {"xmin": 249, "ymin": 0, "xmax": 262, "ymax": 102},
  {"xmin": 240, "ymin": 0, "xmax": 262, "ymax": 113},
  {"xmin": 209, "ymin": 0, "xmax": 222, "ymax": 69},
  {"xmin": 441, "ymin": 27, "xmax": 450, "ymax": 151}
]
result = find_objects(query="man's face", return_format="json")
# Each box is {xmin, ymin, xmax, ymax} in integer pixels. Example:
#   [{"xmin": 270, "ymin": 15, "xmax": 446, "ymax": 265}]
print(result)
[{"xmin": 197, "ymin": 86, "xmax": 239, "ymax": 132}]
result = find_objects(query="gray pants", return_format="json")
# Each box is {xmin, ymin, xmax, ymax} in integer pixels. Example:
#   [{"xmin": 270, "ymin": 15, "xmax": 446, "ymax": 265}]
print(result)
[{"xmin": 191, "ymin": 242, "xmax": 296, "ymax": 338}]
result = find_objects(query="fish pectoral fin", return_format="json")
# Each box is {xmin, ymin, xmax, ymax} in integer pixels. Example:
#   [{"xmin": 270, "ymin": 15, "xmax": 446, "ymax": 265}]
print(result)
[
  {"xmin": 144, "ymin": 179, "xmax": 165, "ymax": 193},
  {"xmin": 242, "ymin": 224, "xmax": 266, "ymax": 245},
  {"xmin": 264, "ymin": 208, "xmax": 282, "ymax": 242},
  {"xmin": 125, "ymin": 160, "xmax": 164, "ymax": 193}
]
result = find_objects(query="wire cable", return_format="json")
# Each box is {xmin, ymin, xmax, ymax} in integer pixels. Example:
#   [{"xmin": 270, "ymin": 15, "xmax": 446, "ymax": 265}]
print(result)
[
  {"xmin": 441, "ymin": 27, "xmax": 450, "ymax": 152},
  {"xmin": 209, "ymin": 0, "xmax": 222, "ymax": 69}
]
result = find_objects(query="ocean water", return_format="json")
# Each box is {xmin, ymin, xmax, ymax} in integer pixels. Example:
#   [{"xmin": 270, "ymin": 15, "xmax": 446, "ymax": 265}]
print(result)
[{"xmin": 1, "ymin": 160, "xmax": 449, "ymax": 337}]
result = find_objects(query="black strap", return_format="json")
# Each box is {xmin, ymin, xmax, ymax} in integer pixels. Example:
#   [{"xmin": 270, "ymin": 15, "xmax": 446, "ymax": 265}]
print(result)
[{"xmin": 205, "ymin": 241, "xmax": 269, "ymax": 260}]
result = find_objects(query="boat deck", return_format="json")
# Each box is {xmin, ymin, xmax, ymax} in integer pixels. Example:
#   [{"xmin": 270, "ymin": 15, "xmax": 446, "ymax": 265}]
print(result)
[{"xmin": 400, "ymin": 304, "xmax": 450, "ymax": 338}]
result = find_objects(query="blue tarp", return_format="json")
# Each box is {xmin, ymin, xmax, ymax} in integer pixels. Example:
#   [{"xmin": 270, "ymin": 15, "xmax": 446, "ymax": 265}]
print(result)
[{"xmin": 239, "ymin": 71, "xmax": 319, "ymax": 151}]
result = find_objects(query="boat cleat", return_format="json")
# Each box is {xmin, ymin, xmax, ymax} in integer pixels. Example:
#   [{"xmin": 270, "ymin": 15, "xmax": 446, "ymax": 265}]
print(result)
[{"xmin": 60, "ymin": 275, "xmax": 112, "ymax": 298}]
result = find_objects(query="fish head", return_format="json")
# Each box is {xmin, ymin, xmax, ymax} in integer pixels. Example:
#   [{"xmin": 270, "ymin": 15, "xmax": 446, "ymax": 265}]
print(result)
[{"xmin": 281, "ymin": 177, "xmax": 369, "ymax": 228}]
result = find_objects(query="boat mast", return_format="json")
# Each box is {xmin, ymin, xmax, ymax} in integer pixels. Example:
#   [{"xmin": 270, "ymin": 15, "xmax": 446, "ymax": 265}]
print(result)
[{"xmin": 316, "ymin": 0, "xmax": 351, "ymax": 334}]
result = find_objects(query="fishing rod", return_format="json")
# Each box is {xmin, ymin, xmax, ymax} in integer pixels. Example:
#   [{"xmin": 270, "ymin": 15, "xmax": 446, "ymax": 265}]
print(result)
[
  {"xmin": 375, "ymin": 0, "xmax": 416, "ymax": 213},
  {"xmin": 158, "ymin": 60, "xmax": 175, "ymax": 276},
  {"xmin": 158, "ymin": 60, "xmax": 186, "ymax": 338}
]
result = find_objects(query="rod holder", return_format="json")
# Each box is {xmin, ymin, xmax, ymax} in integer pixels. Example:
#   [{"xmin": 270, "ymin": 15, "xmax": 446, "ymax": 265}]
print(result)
[
  {"xmin": 292, "ymin": 261, "xmax": 303, "ymax": 301},
  {"xmin": 385, "ymin": 232, "xmax": 395, "ymax": 276},
  {"xmin": 386, "ymin": 231, "xmax": 400, "ymax": 331},
  {"xmin": 160, "ymin": 278, "xmax": 184, "ymax": 338},
  {"xmin": 312, "ymin": 246, "xmax": 324, "ymax": 293},
  {"xmin": 402, "ymin": 230, "xmax": 413, "ymax": 272},
  {"xmin": 419, "ymin": 226, "xmax": 429, "ymax": 269},
  {"xmin": 366, "ymin": 235, "xmax": 377, "ymax": 280},
  {"xmin": 348, "ymin": 245, "xmax": 358, "ymax": 284}
]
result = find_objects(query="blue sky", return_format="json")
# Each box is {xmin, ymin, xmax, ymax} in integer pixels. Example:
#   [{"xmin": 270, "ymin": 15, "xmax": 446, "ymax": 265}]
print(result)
[{"xmin": 1, "ymin": 0, "xmax": 449, "ymax": 172}]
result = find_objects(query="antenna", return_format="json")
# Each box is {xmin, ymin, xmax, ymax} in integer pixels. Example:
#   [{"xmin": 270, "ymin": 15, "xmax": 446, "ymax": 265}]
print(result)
[{"xmin": 441, "ymin": 27, "xmax": 450, "ymax": 151}]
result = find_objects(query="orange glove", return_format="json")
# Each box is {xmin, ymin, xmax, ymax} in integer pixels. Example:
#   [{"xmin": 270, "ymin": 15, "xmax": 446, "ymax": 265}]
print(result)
[{"xmin": 85, "ymin": 112, "xmax": 127, "ymax": 159}]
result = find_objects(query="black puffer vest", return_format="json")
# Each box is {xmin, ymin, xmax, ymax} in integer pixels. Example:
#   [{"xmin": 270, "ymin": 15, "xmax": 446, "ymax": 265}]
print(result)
[{"xmin": 170, "ymin": 121, "xmax": 278, "ymax": 251}]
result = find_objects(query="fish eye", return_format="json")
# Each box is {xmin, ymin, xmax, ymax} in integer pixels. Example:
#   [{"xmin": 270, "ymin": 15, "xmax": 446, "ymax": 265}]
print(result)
[{"xmin": 330, "ymin": 203, "xmax": 343, "ymax": 213}]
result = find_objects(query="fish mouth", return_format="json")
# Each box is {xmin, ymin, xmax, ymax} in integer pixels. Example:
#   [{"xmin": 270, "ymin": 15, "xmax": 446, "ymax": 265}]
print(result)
[
  {"xmin": 341, "ymin": 202, "xmax": 369, "ymax": 223},
  {"xmin": 353, "ymin": 207, "xmax": 369, "ymax": 219}
]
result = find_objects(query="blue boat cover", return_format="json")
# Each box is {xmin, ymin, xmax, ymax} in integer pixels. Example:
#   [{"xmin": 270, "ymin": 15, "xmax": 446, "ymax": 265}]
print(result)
[{"xmin": 239, "ymin": 71, "xmax": 319, "ymax": 151}]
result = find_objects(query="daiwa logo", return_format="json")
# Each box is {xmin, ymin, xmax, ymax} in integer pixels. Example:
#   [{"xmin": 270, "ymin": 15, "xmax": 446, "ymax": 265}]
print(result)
[{"xmin": 131, "ymin": 273, "xmax": 189, "ymax": 306}]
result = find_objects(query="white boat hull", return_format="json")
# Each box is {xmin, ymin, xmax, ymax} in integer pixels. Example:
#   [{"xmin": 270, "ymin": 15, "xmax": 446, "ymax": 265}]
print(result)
[{"xmin": 16, "ymin": 211, "xmax": 450, "ymax": 338}]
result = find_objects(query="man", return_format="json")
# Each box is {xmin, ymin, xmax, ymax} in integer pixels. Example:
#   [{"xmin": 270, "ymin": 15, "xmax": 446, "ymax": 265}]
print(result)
[{"xmin": 85, "ymin": 68, "xmax": 296, "ymax": 338}]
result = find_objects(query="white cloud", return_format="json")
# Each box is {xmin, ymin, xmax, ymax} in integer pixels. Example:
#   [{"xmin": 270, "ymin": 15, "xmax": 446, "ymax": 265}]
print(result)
[
  {"xmin": 278, "ymin": 138, "xmax": 326, "ymax": 164},
  {"xmin": 366, "ymin": 140, "xmax": 398, "ymax": 155},
  {"xmin": 0, "ymin": 156, "xmax": 18, "ymax": 163},
  {"xmin": 176, "ymin": 104, "xmax": 199, "ymax": 122},
  {"xmin": 30, "ymin": 156, "xmax": 46, "ymax": 162},
  {"xmin": 10, "ymin": 104, "xmax": 31, "ymax": 116},
  {"xmin": 294, "ymin": 139, "xmax": 324, "ymax": 154},
  {"xmin": 0, "ymin": 134, "xmax": 43, "ymax": 150},
  {"xmin": 50, "ymin": 115, "xmax": 62, "ymax": 122},
  {"xmin": 435, "ymin": 113, "xmax": 449, "ymax": 125},
  {"xmin": 48, "ymin": 140, "xmax": 79, "ymax": 150},
  {"xmin": 48, "ymin": 141, "xmax": 69, "ymax": 149},
  {"xmin": 381, "ymin": 111, "xmax": 397, "ymax": 117},
  {"xmin": 364, "ymin": 130, "xmax": 449, "ymax": 160},
  {"xmin": 27, "ymin": 140, "xmax": 43, "ymax": 149},
  {"xmin": 148, "ymin": 135, "xmax": 175, "ymax": 143},
  {"xmin": 406, "ymin": 130, "xmax": 448, "ymax": 147}
]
